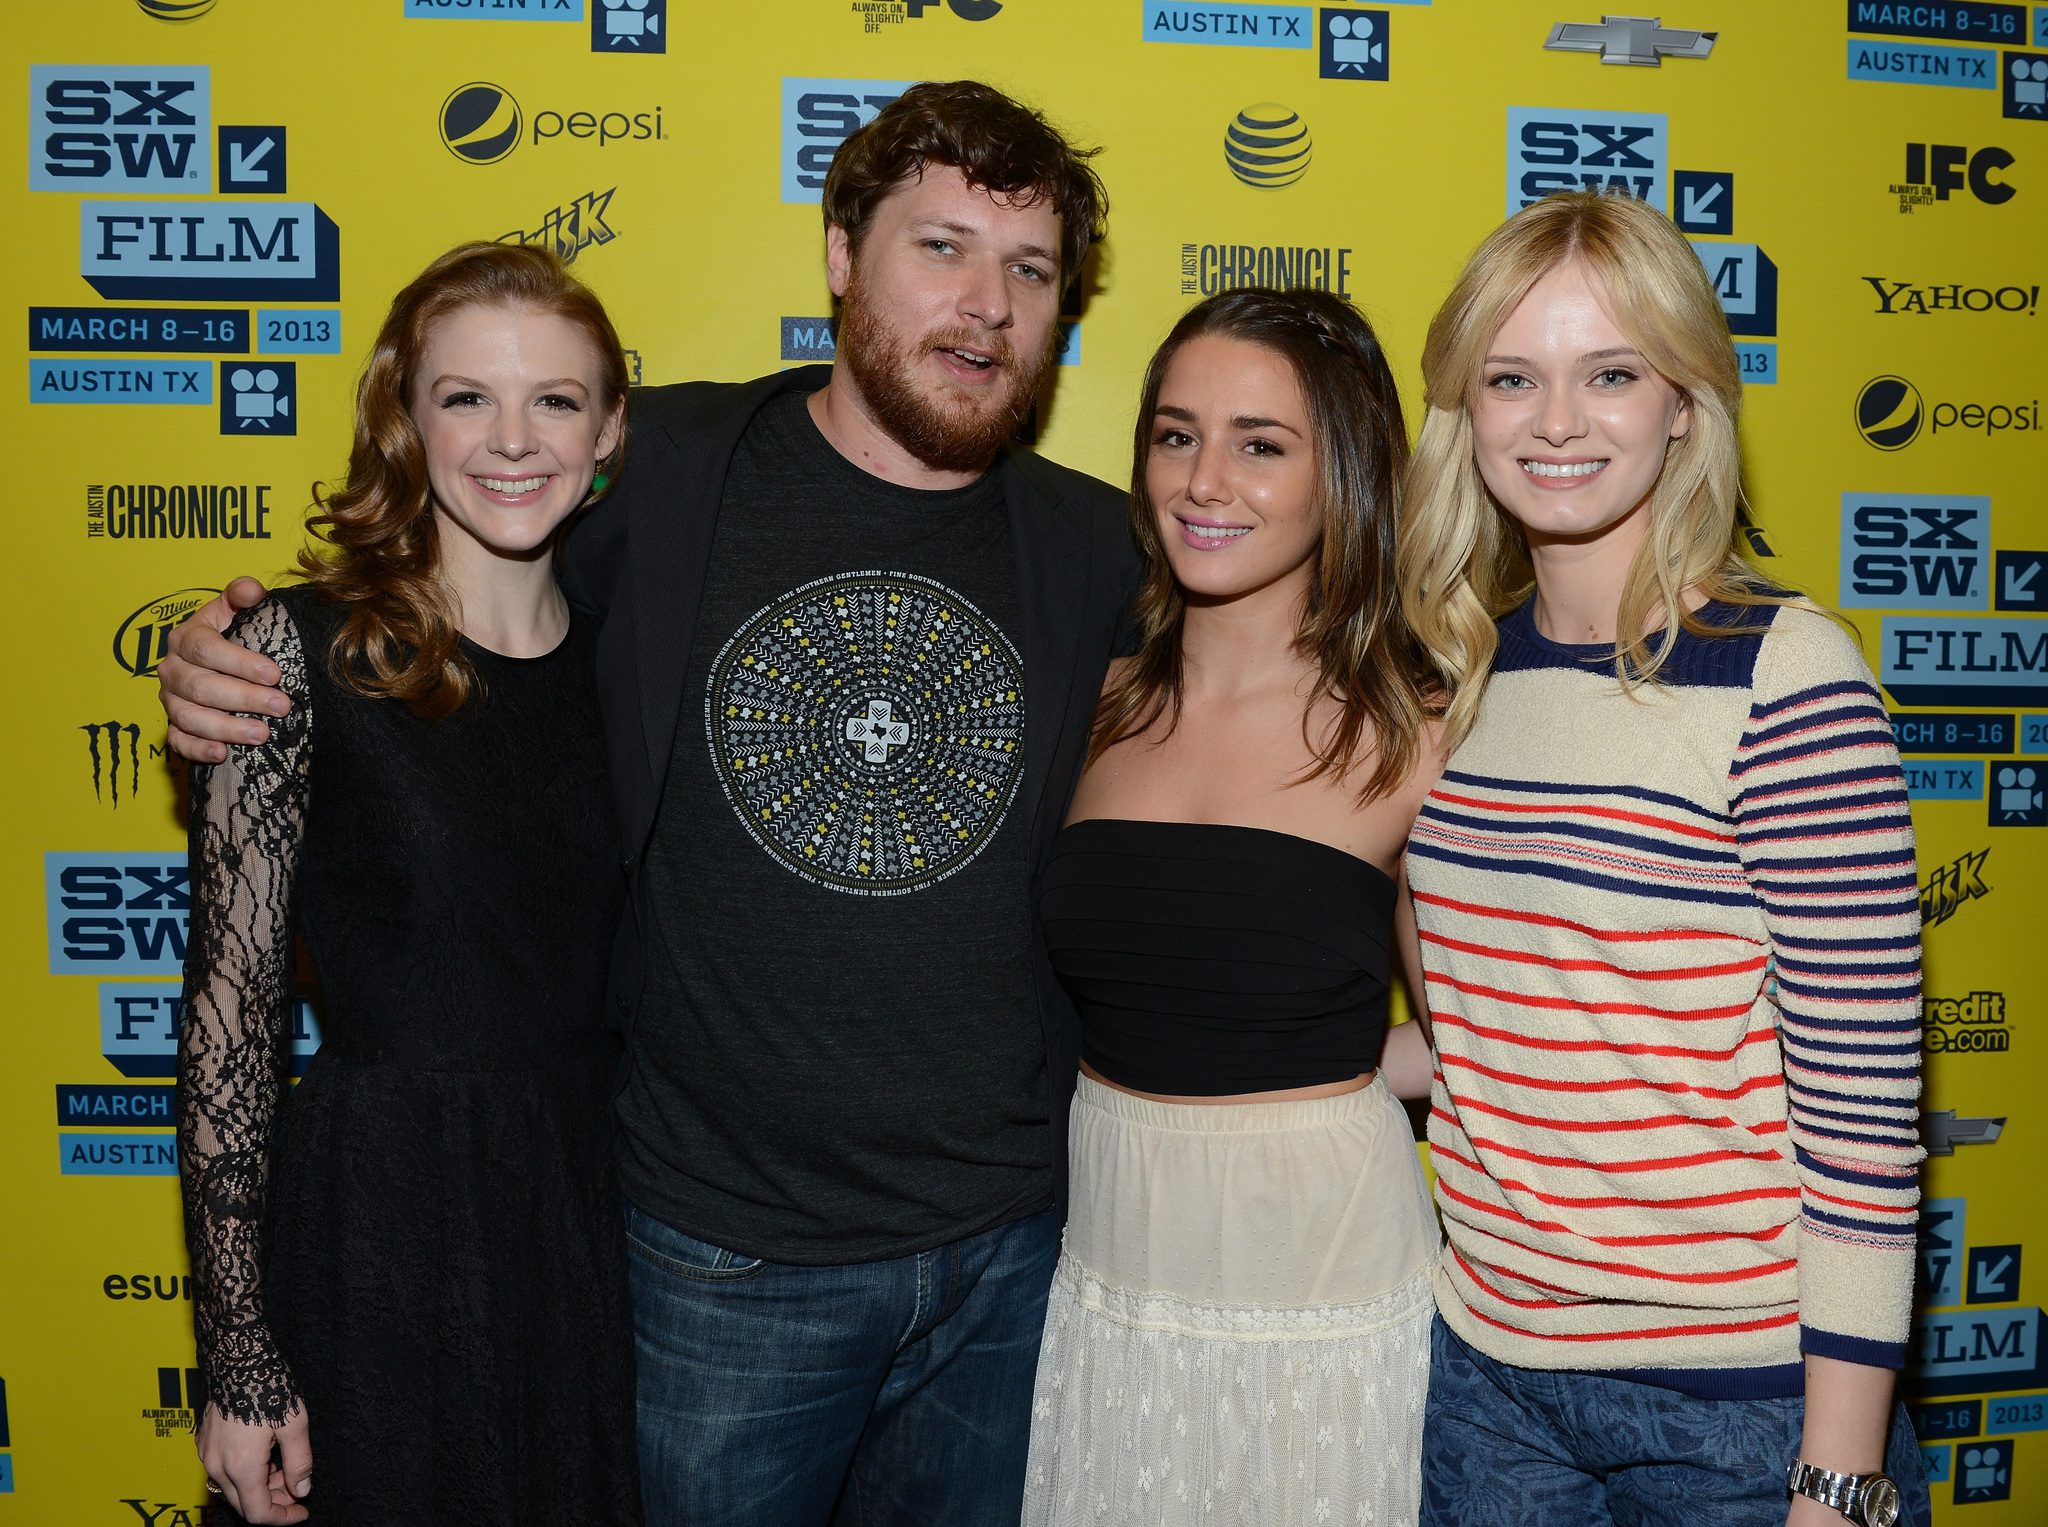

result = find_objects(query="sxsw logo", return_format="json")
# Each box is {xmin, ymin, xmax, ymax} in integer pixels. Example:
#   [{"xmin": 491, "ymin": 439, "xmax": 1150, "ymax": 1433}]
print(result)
[
  {"xmin": 98, "ymin": 981, "xmax": 322, "ymax": 1079},
  {"xmin": 80, "ymin": 201, "xmax": 340, "ymax": 303},
  {"xmin": 1839, "ymin": 494, "xmax": 1989, "ymax": 610},
  {"xmin": 29, "ymin": 66, "xmax": 210, "ymax": 191},
  {"xmin": 45, "ymin": 853, "xmax": 188, "ymax": 976},
  {"xmin": 1506, "ymin": 108, "xmax": 1666, "ymax": 216},
  {"xmin": 1691, "ymin": 242, "xmax": 1777, "ymax": 336},
  {"xmin": 782, "ymin": 79, "xmax": 911, "ymax": 204}
]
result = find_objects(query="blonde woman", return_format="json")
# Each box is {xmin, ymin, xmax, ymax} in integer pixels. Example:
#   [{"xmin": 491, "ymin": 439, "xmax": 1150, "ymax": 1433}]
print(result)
[{"xmin": 1394, "ymin": 192, "xmax": 1928, "ymax": 1527}]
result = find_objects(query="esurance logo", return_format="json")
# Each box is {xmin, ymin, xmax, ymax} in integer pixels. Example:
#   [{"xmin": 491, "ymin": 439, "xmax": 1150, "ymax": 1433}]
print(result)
[
  {"xmin": 1506, "ymin": 108, "xmax": 1666, "ymax": 216},
  {"xmin": 1839, "ymin": 494, "xmax": 1989, "ymax": 610},
  {"xmin": 29, "ymin": 66, "xmax": 210, "ymax": 192},
  {"xmin": 781, "ymin": 79, "xmax": 910, "ymax": 204},
  {"xmin": 45, "ymin": 853, "xmax": 188, "ymax": 975},
  {"xmin": 1854, "ymin": 374, "xmax": 2042, "ymax": 447}
]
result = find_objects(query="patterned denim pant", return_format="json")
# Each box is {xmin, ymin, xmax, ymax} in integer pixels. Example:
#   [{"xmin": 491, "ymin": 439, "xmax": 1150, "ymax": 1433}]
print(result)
[{"xmin": 1420, "ymin": 1317, "xmax": 1933, "ymax": 1527}]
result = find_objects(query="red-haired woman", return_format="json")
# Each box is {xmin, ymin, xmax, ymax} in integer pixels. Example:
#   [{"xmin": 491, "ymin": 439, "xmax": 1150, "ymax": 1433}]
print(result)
[{"xmin": 176, "ymin": 242, "xmax": 639, "ymax": 1526}]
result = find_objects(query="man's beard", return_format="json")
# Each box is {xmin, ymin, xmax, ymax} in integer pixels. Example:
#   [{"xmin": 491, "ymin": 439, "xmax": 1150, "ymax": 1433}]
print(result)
[{"xmin": 836, "ymin": 265, "xmax": 1052, "ymax": 476}]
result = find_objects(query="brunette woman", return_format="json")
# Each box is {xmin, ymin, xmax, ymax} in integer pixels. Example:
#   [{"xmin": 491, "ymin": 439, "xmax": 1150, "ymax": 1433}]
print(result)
[
  {"xmin": 177, "ymin": 242, "xmax": 639, "ymax": 1526},
  {"xmin": 1022, "ymin": 287, "xmax": 1444, "ymax": 1527},
  {"xmin": 1397, "ymin": 191, "xmax": 1927, "ymax": 1526}
]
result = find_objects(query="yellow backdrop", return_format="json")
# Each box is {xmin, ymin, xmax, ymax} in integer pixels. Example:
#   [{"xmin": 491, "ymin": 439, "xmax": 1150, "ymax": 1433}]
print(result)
[{"xmin": 5, "ymin": 1, "xmax": 2044, "ymax": 1521}]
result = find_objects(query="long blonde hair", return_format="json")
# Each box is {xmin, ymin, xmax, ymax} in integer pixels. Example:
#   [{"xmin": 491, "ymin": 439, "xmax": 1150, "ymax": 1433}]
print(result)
[{"xmin": 1398, "ymin": 191, "xmax": 1793, "ymax": 748}]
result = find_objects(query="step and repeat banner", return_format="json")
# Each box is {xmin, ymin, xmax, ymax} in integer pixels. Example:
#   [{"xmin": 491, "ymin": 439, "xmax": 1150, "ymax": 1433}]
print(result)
[{"xmin": 4, "ymin": 1, "xmax": 2044, "ymax": 1521}]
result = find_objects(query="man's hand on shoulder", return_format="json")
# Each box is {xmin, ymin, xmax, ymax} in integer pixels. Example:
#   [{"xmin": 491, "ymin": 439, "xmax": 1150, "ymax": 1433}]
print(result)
[{"xmin": 161, "ymin": 576, "xmax": 288, "ymax": 763}]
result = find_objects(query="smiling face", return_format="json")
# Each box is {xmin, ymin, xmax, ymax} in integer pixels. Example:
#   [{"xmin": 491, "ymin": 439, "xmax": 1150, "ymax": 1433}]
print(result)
[
  {"xmin": 1471, "ymin": 259, "xmax": 1691, "ymax": 554},
  {"xmin": 412, "ymin": 303, "xmax": 623, "ymax": 560},
  {"xmin": 829, "ymin": 163, "xmax": 1063, "ymax": 474},
  {"xmin": 1146, "ymin": 334, "xmax": 1322, "ymax": 604}
]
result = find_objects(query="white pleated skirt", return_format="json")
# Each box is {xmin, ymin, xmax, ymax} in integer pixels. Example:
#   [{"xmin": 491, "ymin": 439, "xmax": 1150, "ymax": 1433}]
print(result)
[{"xmin": 1023, "ymin": 1073, "xmax": 1439, "ymax": 1527}]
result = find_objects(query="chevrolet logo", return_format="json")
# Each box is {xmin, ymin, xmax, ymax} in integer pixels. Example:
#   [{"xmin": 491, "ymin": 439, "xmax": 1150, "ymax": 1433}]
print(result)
[
  {"xmin": 1546, "ymin": 15, "xmax": 1717, "ymax": 66},
  {"xmin": 1922, "ymin": 1111, "xmax": 2006, "ymax": 1156}
]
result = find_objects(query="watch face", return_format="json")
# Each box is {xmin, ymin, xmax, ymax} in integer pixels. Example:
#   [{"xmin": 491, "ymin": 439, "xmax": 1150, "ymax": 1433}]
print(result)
[{"xmin": 1862, "ymin": 1475, "xmax": 1900, "ymax": 1527}]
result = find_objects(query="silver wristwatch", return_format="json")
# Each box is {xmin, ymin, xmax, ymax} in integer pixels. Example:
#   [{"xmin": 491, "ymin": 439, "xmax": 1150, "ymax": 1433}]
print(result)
[{"xmin": 1786, "ymin": 1460, "xmax": 1901, "ymax": 1527}]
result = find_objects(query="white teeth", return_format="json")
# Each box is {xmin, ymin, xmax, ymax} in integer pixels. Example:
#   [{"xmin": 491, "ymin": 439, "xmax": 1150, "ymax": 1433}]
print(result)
[
  {"xmin": 1520, "ymin": 460, "xmax": 1606, "ymax": 478},
  {"xmin": 475, "ymin": 475, "xmax": 549, "ymax": 494},
  {"xmin": 1187, "ymin": 523, "xmax": 1250, "ymax": 540},
  {"xmin": 947, "ymin": 349, "xmax": 994, "ymax": 368}
]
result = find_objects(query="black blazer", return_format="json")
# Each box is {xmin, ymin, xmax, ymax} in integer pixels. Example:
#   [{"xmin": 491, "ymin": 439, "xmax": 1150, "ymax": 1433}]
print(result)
[{"xmin": 558, "ymin": 365, "xmax": 1140, "ymax": 1224}]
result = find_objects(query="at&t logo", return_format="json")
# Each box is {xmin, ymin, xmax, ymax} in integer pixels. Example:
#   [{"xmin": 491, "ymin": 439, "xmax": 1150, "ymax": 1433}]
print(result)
[{"xmin": 1225, "ymin": 105, "xmax": 1311, "ymax": 189}]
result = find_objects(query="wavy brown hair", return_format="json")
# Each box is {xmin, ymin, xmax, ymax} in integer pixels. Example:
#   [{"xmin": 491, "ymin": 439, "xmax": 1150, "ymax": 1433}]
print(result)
[
  {"xmin": 1091, "ymin": 287, "xmax": 1435, "ymax": 803},
  {"xmin": 298, "ymin": 241, "xmax": 628, "ymax": 718}
]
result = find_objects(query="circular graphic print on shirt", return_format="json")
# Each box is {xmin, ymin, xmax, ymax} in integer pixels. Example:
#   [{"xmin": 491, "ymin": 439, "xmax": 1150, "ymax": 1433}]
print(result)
[{"xmin": 705, "ymin": 570, "xmax": 1026, "ymax": 896}]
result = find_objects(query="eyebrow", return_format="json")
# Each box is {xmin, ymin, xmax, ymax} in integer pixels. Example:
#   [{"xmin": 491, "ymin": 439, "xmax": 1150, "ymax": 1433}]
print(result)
[
  {"xmin": 1153, "ymin": 404, "xmax": 1304, "ymax": 436},
  {"xmin": 1483, "ymin": 346, "xmax": 1643, "ymax": 366},
  {"xmin": 428, "ymin": 374, "xmax": 591, "ymax": 392},
  {"xmin": 911, "ymin": 217, "xmax": 1057, "ymax": 264}
]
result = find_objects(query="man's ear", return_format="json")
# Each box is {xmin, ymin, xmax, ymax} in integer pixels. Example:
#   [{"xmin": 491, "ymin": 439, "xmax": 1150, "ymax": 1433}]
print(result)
[{"xmin": 825, "ymin": 223, "xmax": 853, "ymax": 299}]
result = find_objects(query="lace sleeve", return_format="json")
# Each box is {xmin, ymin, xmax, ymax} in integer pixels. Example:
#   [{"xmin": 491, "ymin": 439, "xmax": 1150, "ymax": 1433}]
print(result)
[{"xmin": 177, "ymin": 598, "xmax": 313, "ymax": 1425}]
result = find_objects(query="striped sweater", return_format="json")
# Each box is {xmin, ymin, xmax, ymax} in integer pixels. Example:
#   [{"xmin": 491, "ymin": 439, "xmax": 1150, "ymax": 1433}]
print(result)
[{"xmin": 1408, "ymin": 597, "xmax": 1923, "ymax": 1397}]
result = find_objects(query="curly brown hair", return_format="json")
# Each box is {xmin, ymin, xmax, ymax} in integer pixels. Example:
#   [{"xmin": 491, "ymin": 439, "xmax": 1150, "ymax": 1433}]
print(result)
[
  {"xmin": 821, "ymin": 80, "xmax": 1107, "ymax": 289},
  {"xmin": 1092, "ymin": 287, "xmax": 1436, "ymax": 804},
  {"xmin": 298, "ymin": 241, "xmax": 628, "ymax": 719}
]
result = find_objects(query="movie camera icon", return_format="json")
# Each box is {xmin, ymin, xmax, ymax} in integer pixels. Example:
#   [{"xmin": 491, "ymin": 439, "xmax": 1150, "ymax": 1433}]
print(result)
[
  {"xmin": 219, "ymin": 363, "xmax": 296, "ymax": 436},
  {"xmin": 1320, "ymin": 9, "xmax": 1389, "ymax": 81},
  {"xmin": 596, "ymin": 0, "xmax": 662, "ymax": 49}
]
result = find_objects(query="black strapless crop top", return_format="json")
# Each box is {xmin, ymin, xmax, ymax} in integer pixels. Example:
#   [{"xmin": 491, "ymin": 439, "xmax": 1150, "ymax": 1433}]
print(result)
[{"xmin": 1039, "ymin": 818, "xmax": 1396, "ymax": 1097}]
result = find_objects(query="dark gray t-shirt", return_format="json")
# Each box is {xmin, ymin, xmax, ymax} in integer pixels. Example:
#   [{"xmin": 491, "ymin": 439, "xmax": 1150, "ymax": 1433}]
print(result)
[{"xmin": 614, "ymin": 392, "xmax": 1050, "ymax": 1263}]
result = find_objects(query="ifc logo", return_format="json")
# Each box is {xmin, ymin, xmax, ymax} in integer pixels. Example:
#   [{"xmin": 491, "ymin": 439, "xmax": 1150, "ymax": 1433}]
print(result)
[
  {"xmin": 1856, "ymin": 375, "xmax": 1924, "ymax": 450},
  {"xmin": 1225, "ymin": 105, "xmax": 1311, "ymax": 189},
  {"xmin": 137, "ymin": 0, "xmax": 218, "ymax": 16},
  {"xmin": 441, "ymin": 83, "xmax": 522, "ymax": 166}
]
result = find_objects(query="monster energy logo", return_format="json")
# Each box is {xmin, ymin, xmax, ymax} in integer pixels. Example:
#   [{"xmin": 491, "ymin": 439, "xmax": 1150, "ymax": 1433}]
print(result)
[
  {"xmin": 1920, "ymin": 847, "xmax": 1991, "ymax": 929},
  {"xmin": 499, "ymin": 188, "xmax": 615, "ymax": 265},
  {"xmin": 81, "ymin": 721, "xmax": 145, "ymax": 806}
]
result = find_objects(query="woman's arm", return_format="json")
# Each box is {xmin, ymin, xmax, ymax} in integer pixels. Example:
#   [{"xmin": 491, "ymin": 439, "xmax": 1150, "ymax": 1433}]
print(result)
[
  {"xmin": 177, "ymin": 599, "xmax": 315, "ymax": 1524},
  {"xmin": 1730, "ymin": 614, "xmax": 1922, "ymax": 1509}
]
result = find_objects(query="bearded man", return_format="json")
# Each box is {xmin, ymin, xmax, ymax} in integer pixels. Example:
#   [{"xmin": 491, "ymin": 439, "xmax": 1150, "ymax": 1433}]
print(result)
[{"xmin": 156, "ymin": 81, "xmax": 1134, "ymax": 1526}]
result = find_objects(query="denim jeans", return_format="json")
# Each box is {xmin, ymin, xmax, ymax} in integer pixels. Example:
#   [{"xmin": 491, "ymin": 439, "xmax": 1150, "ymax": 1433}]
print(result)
[
  {"xmin": 624, "ymin": 1199, "xmax": 1058, "ymax": 1527},
  {"xmin": 1420, "ymin": 1317, "xmax": 1933, "ymax": 1527}
]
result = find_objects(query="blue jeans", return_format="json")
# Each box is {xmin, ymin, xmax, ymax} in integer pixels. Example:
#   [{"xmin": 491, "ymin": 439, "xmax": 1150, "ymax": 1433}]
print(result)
[
  {"xmin": 625, "ymin": 1199, "xmax": 1058, "ymax": 1527},
  {"xmin": 1420, "ymin": 1317, "xmax": 1933, "ymax": 1527}
]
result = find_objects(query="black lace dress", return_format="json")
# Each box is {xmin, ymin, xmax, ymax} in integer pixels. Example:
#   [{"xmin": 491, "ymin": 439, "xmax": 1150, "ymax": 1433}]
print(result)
[{"xmin": 177, "ymin": 585, "xmax": 640, "ymax": 1525}]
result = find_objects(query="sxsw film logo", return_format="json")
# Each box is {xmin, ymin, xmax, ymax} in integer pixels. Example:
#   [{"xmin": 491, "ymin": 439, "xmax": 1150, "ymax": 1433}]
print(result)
[
  {"xmin": 1671, "ymin": 169, "xmax": 1733, "ymax": 235},
  {"xmin": 500, "ymin": 188, "xmax": 615, "ymax": 264},
  {"xmin": 1955, "ymin": 1440, "xmax": 2014, "ymax": 1503},
  {"xmin": 1839, "ymin": 494, "xmax": 1989, "ymax": 611},
  {"xmin": 29, "ymin": 66, "xmax": 210, "ymax": 191},
  {"xmin": 592, "ymin": 0, "xmax": 663, "ymax": 52},
  {"xmin": 97, "ymin": 982, "xmax": 321, "ymax": 1079},
  {"xmin": 81, "ymin": 201, "xmax": 340, "ymax": 303},
  {"xmin": 1923, "ymin": 990, "xmax": 2011, "ymax": 1054},
  {"xmin": 217, "ymin": 124, "xmax": 284, "ymax": 194},
  {"xmin": 1691, "ymin": 242, "xmax": 1776, "ymax": 336},
  {"xmin": 1993, "ymin": 761, "xmax": 2045, "ymax": 823},
  {"xmin": 1320, "ymin": 9, "xmax": 1389, "ymax": 79},
  {"xmin": 782, "ymin": 80, "xmax": 911, "ymax": 203},
  {"xmin": 1893, "ymin": 142, "xmax": 2016, "ymax": 212},
  {"xmin": 45, "ymin": 852, "xmax": 189, "ymax": 975},
  {"xmin": 221, "ymin": 363, "xmax": 295, "ymax": 435},
  {"xmin": 1505, "ymin": 108, "xmax": 1666, "ymax": 216},
  {"xmin": 2006, "ymin": 50, "xmax": 2048, "ymax": 116}
]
